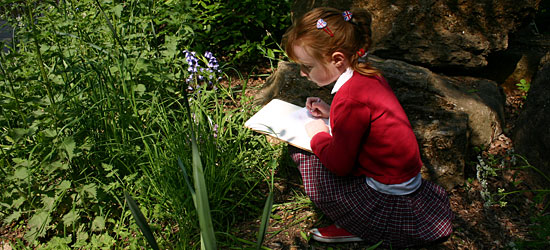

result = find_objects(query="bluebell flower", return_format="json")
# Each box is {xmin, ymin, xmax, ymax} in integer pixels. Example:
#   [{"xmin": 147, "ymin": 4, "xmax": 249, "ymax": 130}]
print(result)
[
  {"xmin": 204, "ymin": 51, "xmax": 219, "ymax": 70},
  {"xmin": 213, "ymin": 124, "xmax": 218, "ymax": 138},
  {"xmin": 183, "ymin": 50, "xmax": 223, "ymax": 90}
]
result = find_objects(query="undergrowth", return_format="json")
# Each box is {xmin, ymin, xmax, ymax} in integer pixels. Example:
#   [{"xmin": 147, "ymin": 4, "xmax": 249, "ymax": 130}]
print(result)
[{"xmin": 0, "ymin": 0, "xmax": 290, "ymax": 248}]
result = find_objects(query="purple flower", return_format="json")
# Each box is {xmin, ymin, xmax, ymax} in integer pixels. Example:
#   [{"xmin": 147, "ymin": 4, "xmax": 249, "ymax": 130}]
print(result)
[
  {"xmin": 213, "ymin": 124, "xmax": 218, "ymax": 138},
  {"xmin": 204, "ymin": 51, "xmax": 219, "ymax": 70},
  {"xmin": 183, "ymin": 50, "xmax": 200, "ymax": 73},
  {"xmin": 183, "ymin": 50, "xmax": 223, "ymax": 89}
]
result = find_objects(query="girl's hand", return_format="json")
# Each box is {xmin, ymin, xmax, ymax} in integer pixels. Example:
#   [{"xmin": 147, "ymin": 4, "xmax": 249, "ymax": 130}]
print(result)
[
  {"xmin": 306, "ymin": 97, "xmax": 330, "ymax": 118},
  {"xmin": 305, "ymin": 119, "xmax": 329, "ymax": 138}
]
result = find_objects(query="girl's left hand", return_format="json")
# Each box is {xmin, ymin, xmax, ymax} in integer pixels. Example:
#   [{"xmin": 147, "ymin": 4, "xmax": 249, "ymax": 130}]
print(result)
[{"xmin": 305, "ymin": 119, "xmax": 329, "ymax": 138}]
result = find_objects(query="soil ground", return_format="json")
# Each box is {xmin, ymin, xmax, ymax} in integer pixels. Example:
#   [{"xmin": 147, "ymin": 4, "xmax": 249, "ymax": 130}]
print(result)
[{"xmin": 235, "ymin": 66, "xmax": 549, "ymax": 250}]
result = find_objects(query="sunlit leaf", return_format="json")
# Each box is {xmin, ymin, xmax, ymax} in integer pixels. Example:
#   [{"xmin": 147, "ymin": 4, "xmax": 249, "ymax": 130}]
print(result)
[
  {"xmin": 27, "ymin": 210, "xmax": 51, "ymax": 240},
  {"xmin": 81, "ymin": 183, "xmax": 97, "ymax": 201},
  {"xmin": 56, "ymin": 180, "xmax": 71, "ymax": 192},
  {"xmin": 13, "ymin": 167, "xmax": 29, "ymax": 180},
  {"xmin": 44, "ymin": 236, "xmax": 72, "ymax": 249},
  {"xmin": 60, "ymin": 136, "xmax": 76, "ymax": 161},
  {"xmin": 91, "ymin": 216, "xmax": 105, "ymax": 232},
  {"xmin": 135, "ymin": 84, "xmax": 146, "ymax": 96},
  {"xmin": 42, "ymin": 128, "xmax": 57, "ymax": 137},
  {"xmin": 13, "ymin": 158, "xmax": 32, "ymax": 168},
  {"xmin": 41, "ymin": 196, "xmax": 55, "ymax": 212},
  {"xmin": 62, "ymin": 210, "xmax": 79, "ymax": 227},
  {"xmin": 112, "ymin": 5, "xmax": 123, "ymax": 18},
  {"xmin": 162, "ymin": 35, "xmax": 178, "ymax": 58},
  {"xmin": 101, "ymin": 163, "xmax": 113, "ymax": 172}
]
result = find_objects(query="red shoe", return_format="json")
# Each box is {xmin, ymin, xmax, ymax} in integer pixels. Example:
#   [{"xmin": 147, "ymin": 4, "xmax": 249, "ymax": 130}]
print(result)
[{"xmin": 309, "ymin": 224, "xmax": 363, "ymax": 243}]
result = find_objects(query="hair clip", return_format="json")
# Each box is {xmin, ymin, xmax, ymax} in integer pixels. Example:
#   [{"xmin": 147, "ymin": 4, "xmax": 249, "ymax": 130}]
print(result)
[
  {"xmin": 316, "ymin": 19, "xmax": 334, "ymax": 37},
  {"xmin": 342, "ymin": 11, "xmax": 353, "ymax": 21},
  {"xmin": 357, "ymin": 48, "xmax": 368, "ymax": 63}
]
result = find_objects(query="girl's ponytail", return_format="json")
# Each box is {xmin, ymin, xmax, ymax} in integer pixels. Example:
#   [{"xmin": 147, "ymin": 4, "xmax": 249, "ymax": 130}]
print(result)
[{"xmin": 348, "ymin": 8, "xmax": 379, "ymax": 77}]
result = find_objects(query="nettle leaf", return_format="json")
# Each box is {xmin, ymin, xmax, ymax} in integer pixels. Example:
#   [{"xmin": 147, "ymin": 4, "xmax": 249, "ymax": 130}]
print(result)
[
  {"xmin": 39, "ymin": 44, "xmax": 51, "ymax": 54},
  {"xmin": 12, "ymin": 197, "xmax": 25, "ymax": 209},
  {"xmin": 45, "ymin": 160, "xmax": 69, "ymax": 174},
  {"xmin": 13, "ymin": 167, "xmax": 29, "ymax": 180},
  {"xmin": 62, "ymin": 210, "xmax": 79, "ymax": 227},
  {"xmin": 59, "ymin": 136, "xmax": 76, "ymax": 161},
  {"xmin": 27, "ymin": 210, "xmax": 51, "ymax": 240},
  {"xmin": 73, "ymin": 231, "xmax": 89, "ymax": 249},
  {"xmin": 41, "ymin": 196, "xmax": 56, "ymax": 212},
  {"xmin": 91, "ymin": 216, "xmax": 106, "ymax": 232},
  {"xmin": 3, "ymin": 210, "xmax": 22, "ymax": 224},
  {"xmin": 42, "ymin": 129, "xmax": 57, "ymax": 138},
  {"xmin": 56, "ymin": 180, "xmax": 71, "ymax": 192},
  {"xmin": 13, "ymin": 158, "xmax": 32, "ymax": 168},
  {"xmin": 44, "ymin": 236, "xmax": 72, "ymax": 249},
  {"xmin": 81, "ymin": 183, "xmax": 98, "ymax": 201}
]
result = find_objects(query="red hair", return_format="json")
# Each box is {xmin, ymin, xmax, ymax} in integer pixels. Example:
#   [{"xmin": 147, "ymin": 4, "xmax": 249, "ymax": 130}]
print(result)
[{"xmin": 283, "ymin": 7, "xmax": 379, "ymax": 77}]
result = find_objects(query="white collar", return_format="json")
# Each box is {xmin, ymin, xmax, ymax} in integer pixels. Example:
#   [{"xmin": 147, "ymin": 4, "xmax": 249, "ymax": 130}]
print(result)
[{"xmin": 331, "ymin": 68, "xmax": 354, "ymax": 94}]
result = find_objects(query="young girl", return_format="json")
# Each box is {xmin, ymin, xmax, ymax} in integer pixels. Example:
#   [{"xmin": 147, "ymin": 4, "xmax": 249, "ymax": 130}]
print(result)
[{"xmin": 282, "ymin": 7, "xmax": 453, "ymax": 247}]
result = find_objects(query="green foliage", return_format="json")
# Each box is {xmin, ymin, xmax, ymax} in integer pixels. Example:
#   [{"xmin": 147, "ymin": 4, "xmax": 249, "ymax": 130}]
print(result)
[
  {"xmin": 516, "ymin": 79, "xmax": 530, "ymax": 99},
  {"xmin": 1, "ymin": 0, "xmax": 284, "ymax": 248},
  {"xmin": 124, "ymin": 191, "xmax": 159, "ymax": 250},
  {"xmin": 513, "ymin": 214, "xmax": 550, "ymax": 249},
  {"xmin": 256, "ymin": 159, "xmax": 277, "ymax": 249},
  {"xmin": 186, "ymin": 0, "xmax": 292, "ymax": 63}
]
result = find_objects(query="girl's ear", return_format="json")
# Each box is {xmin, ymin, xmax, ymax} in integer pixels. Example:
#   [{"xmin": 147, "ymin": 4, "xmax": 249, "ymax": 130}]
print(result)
[{"xmin": 331, "ymin": 51, "xmax": 347, "ymax": 69}]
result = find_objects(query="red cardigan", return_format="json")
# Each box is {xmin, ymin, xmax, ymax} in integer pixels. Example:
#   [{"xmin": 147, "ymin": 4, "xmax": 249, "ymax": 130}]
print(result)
[{"xmin": 311, "ymin": 72, "xmax": 422, "ymax": 184}]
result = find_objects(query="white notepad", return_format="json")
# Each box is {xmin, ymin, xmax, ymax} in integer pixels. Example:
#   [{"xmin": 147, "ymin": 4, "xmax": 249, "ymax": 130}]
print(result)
[{"xmin": 244, "ymin": 99, "xmax": 330, "ymax": 152}]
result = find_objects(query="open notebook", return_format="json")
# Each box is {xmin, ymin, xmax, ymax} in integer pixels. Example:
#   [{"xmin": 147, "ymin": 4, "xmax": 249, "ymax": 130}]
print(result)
[{"xmin": 244, "ymin": 99, "xmax": 330, "ymax": 152}]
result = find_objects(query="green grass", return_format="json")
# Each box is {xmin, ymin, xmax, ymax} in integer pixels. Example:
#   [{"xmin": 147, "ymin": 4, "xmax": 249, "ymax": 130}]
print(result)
[{"xmin": 0, "ymin": 0, "xmax": 289, "ymax": 248}]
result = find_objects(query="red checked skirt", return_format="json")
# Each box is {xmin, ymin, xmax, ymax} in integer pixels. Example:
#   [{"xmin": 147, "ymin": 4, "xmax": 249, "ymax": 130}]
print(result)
[{"xmin": 290, "ymin": 147, "xmax": 454, "ymax": 248}]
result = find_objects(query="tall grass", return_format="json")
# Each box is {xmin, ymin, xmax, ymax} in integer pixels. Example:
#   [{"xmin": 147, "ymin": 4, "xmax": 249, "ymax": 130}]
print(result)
[{"xmin": 0, "ymin": 0, "xmax": 285, "ymax": 248}]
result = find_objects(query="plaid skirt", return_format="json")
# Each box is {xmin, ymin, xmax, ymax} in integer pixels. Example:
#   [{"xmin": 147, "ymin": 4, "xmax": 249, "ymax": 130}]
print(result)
[{"xmin": 290, "ymin": 147, "xmax": 454, "ymax": 248}]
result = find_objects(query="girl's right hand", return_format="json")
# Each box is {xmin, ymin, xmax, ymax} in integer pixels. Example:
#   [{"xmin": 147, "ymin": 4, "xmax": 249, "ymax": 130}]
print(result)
[{"xmin": 306, "ymin": 97, "xmax": 330, "ymax": 118}]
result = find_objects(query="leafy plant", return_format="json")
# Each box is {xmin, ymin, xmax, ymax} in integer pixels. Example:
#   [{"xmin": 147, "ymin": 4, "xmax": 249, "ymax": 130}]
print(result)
[
  {"xmin": 1, "ymin": 0, "xmax": 284, "ymax": 248},
  {"xmin": 516, "ymin": 79, "xmax": 530, "ymax": 99}
]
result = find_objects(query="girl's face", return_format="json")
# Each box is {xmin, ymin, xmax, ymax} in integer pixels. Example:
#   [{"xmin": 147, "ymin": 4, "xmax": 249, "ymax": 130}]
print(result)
[{"xmin": 293, "ymin": 45, "xmax": 343, "ymax": 87}]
